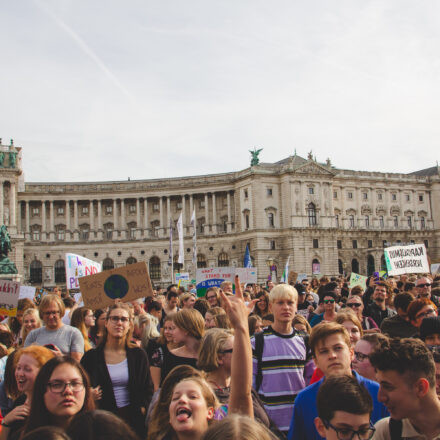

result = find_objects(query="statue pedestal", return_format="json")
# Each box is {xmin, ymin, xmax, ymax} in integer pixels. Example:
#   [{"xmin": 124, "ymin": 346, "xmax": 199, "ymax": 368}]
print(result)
[{"xmin": 0, "ymin": 273, "xmax": 21, "ymax": 282}]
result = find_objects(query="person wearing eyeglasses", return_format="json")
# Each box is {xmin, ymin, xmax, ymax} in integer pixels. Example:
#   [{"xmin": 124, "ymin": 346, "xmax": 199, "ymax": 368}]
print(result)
[
  {"xmin": 370, "ymin": 338, "xmax": 440, "ymax": 439},
  {"xmin": 80, "ymin": 303, "xmax": 153, "ymax": 438},
  {"xmin": 20, "ymin": 356, "xmax": 95, "ymax": 437},
  {"xmin": 24, "ymin": 294, "xmax": 84, "ymax": 362},
  {"xmin": 310, "ymin": 292, "xmax": 338, "ymax": 328},
  {"xmin": 314, "ymin": 375, "xmax": 375, "ymax": 440},
  {"xmin": 407, "ymin": 298, "xmax": 438, "ymax": 330},
  {"xmin": 352, "ymin": 333, "xmax": 388, "ymax": 382}
]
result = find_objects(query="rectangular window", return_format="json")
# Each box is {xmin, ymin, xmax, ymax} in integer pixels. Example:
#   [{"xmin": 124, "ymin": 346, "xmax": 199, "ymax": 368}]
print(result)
[
  {"xmin": 406, "ymin": 194, "xmax": 410, "ymax": 202},
  {"xmin": 57, "ymin": 230, "xmax": 65, "ymax": 241},
  {"xmin": 32, "ymin": 207, "xmax": 40, "ymax": 215},
  {"xmin": 177, "ymin": 202, "xmax": 182, "ymax": 210},
  {"xmin": 419, "ymin": 194, "xmax": 424, "ymax": 202},
  {"xmin": 81, "ymin": 229, "xmax": 89, "ymax": 240},
  {"xmin": 200, "ymin": 200, "xmax": 205, "ymax": 208},
  {"xmin": 365, "ymin": 215, "xmax": 370, "ymax": 228},
  {"xmin": 392, "ymin": 194, "xmax": 397, "ymax": 201},
  {"xmin": 129, "ymin": 204, "xmax": 136, "ymax": 213},
  {"xmin": 335, "ymin": 215, "xmax": 339, "ymax": 228},
  {"xmin": 379, "ymin": 216, "xmax": 384, "ymax": 228},
  {"xmin": 393, "ymin": 216, "xmax": 398, "ymax": 227},
  {"xmin": 348, "ymin": 192, "xmax": 353, "ymax": 199},
  {"xmin": 309, "ymin": 187, "xmax": 314, "ymax": 195},
  {"xmin": 270, "ymin": 240, "xmax": 276, "ymax": 250},
  {"xmin": 106, "ymin": 206, "xmax": 113, "ymax": 214},
  {"xmin": 362, "ymin": 192, "xmax": 368, "ymax": 200},
  {"xmin": 32, "ymin": 231, "xmax": 40, "ymax": 241},
  {"xmin": 82, "ymin": 206, "xmax": 89, "ymax": 215},
  {"xmin": 349, "ymin": 215, "xmax": 355, "ymax": 228},
  {"xmin": 337, "ymin": 240, "xmax": 342, "ymax": 249},
  {"xmin": 153, "ymin": 203, "xmax": 159, "ymax": 211},
  {"xmin": 378, "ymin": 193, "xmax": 383, "ymax": 201},
  {"xmin": 352, "ymin": 240, "xmax": 358, "ymax": 249},
  {"xmin": 313, "ymin": 239, "xmax": 319, "ymax": 249},
  {"xmin": 244, "ymin": 189, "xmax": 248, "ymax": 199},
  {"xmin": 383, "ymin": 240, "xmax": 387, "ymax": 247},
  {"xmin": 333, "ymin": 191, "xmax": 338, "ymax": 199},
  {"xmin": 368, "ymin": 240, "xmax": 373, "ymax": 248},
  {"xmin": 130, "ymin": 228, "xmax": 136, "ymax": 239},
  {"xmin": 267, "ymin": 188, "xmax": 273, "ymax": 197},
  {"xmin": 424, "ymin": 239, "xmax": 429, "ymax": 248},
  {"xmin": 57, "ymin": 207, "xmax": 64, "ymax": 215},
  {"xmin": 407, "ymin": 216, "xmax": 412, "ymax": 228}
]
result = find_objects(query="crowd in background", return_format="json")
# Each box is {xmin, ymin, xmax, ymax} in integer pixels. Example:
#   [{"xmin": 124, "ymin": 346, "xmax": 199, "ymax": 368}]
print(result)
[{"xmin": 0, "ymin": 271, "xmax": 438, "ymax": 439}]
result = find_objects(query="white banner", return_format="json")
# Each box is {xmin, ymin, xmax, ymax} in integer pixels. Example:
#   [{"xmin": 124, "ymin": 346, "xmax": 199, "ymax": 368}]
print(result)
[
  {"xmin": 65, "ymin": 253, "xmax": 102, "ymax": 290},
  {"xmin": 384, "ymin": 243, "xmax": 429, "ymax": 276},
  {"xmin": 19, "ymin": 285, "xmax": 36, "ymax": 301},
  {"xmin": 0, "ymin": 280, "xmax": 21, "ymax": 316}
]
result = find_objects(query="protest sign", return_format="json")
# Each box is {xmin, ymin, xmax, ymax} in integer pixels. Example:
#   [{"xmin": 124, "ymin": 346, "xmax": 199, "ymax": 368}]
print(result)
[
  {"xmin": 431, "ymin": 263, "xmax": 440, "ymax": 276},
  {"xmin": 176, "ymin": 273, "xmax": 190, "ymax": 284},
  {"xmin": 65, "ymin": 253, "xmax": 102, "ymax": 290},
  {"xmin": 196, "ymin": 267, "xmax": 235, "ymax": 297},
  {"xmin": 297, "ymin": 273, "xmax": 308, "ymax": 282},
  {"xmin": 0, "ymin": 280, "xmax": 21, "ymax": 316},
  {"xmin": 288, "ymin": 271, "xmax": 298, "ymax": 285},
  {"xmin": 79, "ymin": 262, "xmax": 153, "ymax": 310},
  {"xmin": 384, "ymin": 243, "xmax": 429, "ymax": 276},
  {"xmin": 235, "ymin": 268, "xmax": 258, "ymax": 285},
  {"xmin": 18, "ymin": 285, "xmax": 36, "ymax": 301},
  {"xmin": 349, "ymin": 272, "xmax": 368, "ymax": 290}
]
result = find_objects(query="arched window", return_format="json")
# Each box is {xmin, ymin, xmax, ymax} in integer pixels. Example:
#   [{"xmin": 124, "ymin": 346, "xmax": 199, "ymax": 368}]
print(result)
[
  {"xmin": 312, "ymin": 258, "xmax": 320, "ymax": 275},
  {"xmin": 308, "ymin": 203, "xmax": 317, "ymax": 226},
  {"xmin": 173, "ymin": 255, "xmax": 183, "ymax": 271},
  {"xmin": 30, "ymin": 260, "xmax": 42, "ymax": 284},
  {"xmin": 367, "ymin": 255, "xmax": 375, "ymax": 276},
  {"xmin": 338, "ymin": 259, "xmax": 343, "ymax": 275},
  {"xmin": 218, "ymin": 252, "xmax": 229, "ymax": 267},
  {"xmin": 54, "ymin": 259, "xmax": 66, "ymax": 284},
  {"xmin": 149, "ymin": 256, "xmax": 161, "ymax": 280},
  {"xmin": 102, "ymin": 258, "xmax": 114, "ymax": 271},
  {"xmin": 197, "ymin": 254, "xmax": 207, "ymax": 269},
  {"xmin": 351, "ymin": 258, "xmax": 359, "ymax": 274},
  {"xmin": 126, "ymin": 257, "xmax": 137, "ymax": 265}
]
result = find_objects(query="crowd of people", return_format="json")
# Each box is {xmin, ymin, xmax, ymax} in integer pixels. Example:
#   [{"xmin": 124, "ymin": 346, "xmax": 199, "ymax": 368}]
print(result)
[{"xmin": 0, "ymin": 272, "xmax": 438, "ymax": 439}]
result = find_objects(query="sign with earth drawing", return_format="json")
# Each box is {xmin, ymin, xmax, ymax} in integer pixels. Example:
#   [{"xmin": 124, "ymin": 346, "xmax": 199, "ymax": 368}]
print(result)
[{"xmin": 79, "ymin": 262, "xmax": 153, "ymax": 310}]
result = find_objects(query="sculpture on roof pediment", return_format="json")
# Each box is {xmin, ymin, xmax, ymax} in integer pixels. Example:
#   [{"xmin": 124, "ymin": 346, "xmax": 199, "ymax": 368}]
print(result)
[
  {"xmin": 308, "ymin": 150, "xmax": 313, "ymax": 160},
  {"xmin": 249, "ymin": 148, "xmax": 263, "ymax": 166},
  {"xmin": 390, "ymin": 205, "xmax": 400, "ymax": 215},
  {"xmin": 295, "ymin": 162, "xmax": 332, "ymax": 175},
  {"xmin": 361, "ymin": 204, "xmax": 372, "ymax": 215}
]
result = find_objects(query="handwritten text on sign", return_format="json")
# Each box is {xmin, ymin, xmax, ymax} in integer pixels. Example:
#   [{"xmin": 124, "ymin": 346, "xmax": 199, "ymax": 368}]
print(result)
[
  {"xmin": 65, "ymin": 253, "xmax": 102, "ymax": 290},
  {"xmin": 79, "ymin": 262, "xmax": 153, "ymax": 310},
  {"xmin": 0, "ymin": 280, "xmax": 21, "ymax": 317},
  {"xmin": 384, "ymin": 244, "xmax": 429, "ymax": 276}
]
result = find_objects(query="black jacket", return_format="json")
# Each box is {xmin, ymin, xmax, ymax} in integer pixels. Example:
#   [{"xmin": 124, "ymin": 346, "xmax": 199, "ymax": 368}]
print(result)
[{"xmin": 81, "ymin": 345, "xmax": 153, "ymax": 436}]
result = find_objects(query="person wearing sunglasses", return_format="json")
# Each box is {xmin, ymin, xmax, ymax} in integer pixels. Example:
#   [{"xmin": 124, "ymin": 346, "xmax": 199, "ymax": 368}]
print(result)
[
  {"xmin": 416, "ymin": 277, "xmax": 440, "ymax": 308},
  {"xmin": 314, "ymin": 375, "xmax": 375, "ymax": 440},
  {"xmin": 310, "ymin": 292, "xmax": 338, "ymax": 328},
  {"xmin": 81, "ymin": 303, "xmax": 153, "ymax": 438},
  {"xmin": 345, "ymin": 296, "xmax": 378, "ymax": 333},
  {"xmin": 407, "ymin": 298, "xmax": 438, "ymax": 330}
]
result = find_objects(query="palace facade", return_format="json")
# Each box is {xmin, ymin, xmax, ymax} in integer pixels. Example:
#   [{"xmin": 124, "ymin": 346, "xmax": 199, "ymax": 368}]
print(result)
[{"xmin": 2, "ymin": 141, "xmax": 439, "ymax": 287}]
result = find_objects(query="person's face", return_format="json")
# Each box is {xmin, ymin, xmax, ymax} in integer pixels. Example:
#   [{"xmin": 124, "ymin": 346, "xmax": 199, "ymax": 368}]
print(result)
[
  {"xmin": 323, "ymin": 296, "xmax": 336, "ymax": 312},
  {"xmin": 222, "ymin": 284, "xmax": 233, "ymax": 294},
  {"xmin": 44, "ymin": 363, "xmax": 86, "ymax": 421},
  {"xmin": 346, "ymin": 298, "xmax": 364, "ymax": 317},
  {"xmin": 97, "ymin": 312, "xmax": 107, "ymax": 330},
  {"xmin": 270, "ymin": 297, "xmax": 297, "ymax": 324},
  {"xmin": 206, "ymin": 292, "xmax": 218, "ymax": 307},
  {"xmin": 302, "ymin": 281, "xmax": 310, "ymax": 292},
  {"xmin": 315, "ymin": 411, "xmax": 372, "ymax": 440},
  {"xmin": 84, "ymin": 310, "xmax": 95, "ymax": 328},
  {"xmin": 169, "ymin": 380, "xmax": 214, "ymax": 435},
  {"xmin": 417, "ymin": 277, "xmax": 432, "ymax": 298},
  {"xmin": 376, "ymin": 369, "xmax": 418, "ymax": 419},
  {"xmin": 412, "ymin": 305, "xmax": 437, "ymax": 328},
  {"xmin": 218, "ymin": 336, "xmax": 234, "ymax": 374},
  {"xmin": 183, "ymin": 296, "xmax": 195, "ymax": 309},
  {"xmin": 396, "ymin": 307, "xmax": 409, "ymax": 321},
  {"xmin": 16, "ymin": 311, "xmax": 24, "ymax": 325},
  {"xmin": 205, "ymin": 312, "xmax": 216, "ymax": 329},
  {"xmin": 297, "ymin": 293, "xmax": 306, "ymax": 304},
  {"xmin": 373, "ymin": 286, "xmax": 387, "ymax": 304},
  {"xmin": 342, "ymin": 320, "xmax": 361, "ymax": 346},
  {"xmin": 254, "ymin": 319, "xmax": 264, "ymax": 333},
  {"xmin": 42, "ymin": 301, "xmax": 62, "ymax": 330},
  {"xmin": 435, "ymin": 362, "xmax": 440, "ymax": 398},
  {"xmin": 151, "ymin": 308, "xmax": 162, "ymax": 319},
  {"xmin": 352, "ymin": 340, "xmax": 375, "ymax": 380},
  {"xmin": 15, "ymin": 354, "xmax": 40, "ymax": 394},
  {"xmin": 105, "ymin": 309, "xmax": 131, "ymax": 339},
  {"xmin": 267, "ymin": 282, "xmax": 274, "ymax": 291},
  {"xmin": 425, "ymin": 333, "xmax": 440, "ymax": 346},
  {"xmin": 172, "ymin": 325, "xmax": 188, "ymax": 344},
  {"xmin": 313, "ymin": 333, "xmax": 353, "ymax": 377},
  {"xmin": 163, "ymin": 320, "xmax": 176, "ymax": 343},
  {"xmin": 168, "ymin": 296, "xmax": 179, "ymax": 309},
  {"xmin": 23, "ymin": 314, "xmax": 39, "ymax": 332},
  {"xmin": 257, "ymin": 297, "xmax": 268, "ymax": 312}
]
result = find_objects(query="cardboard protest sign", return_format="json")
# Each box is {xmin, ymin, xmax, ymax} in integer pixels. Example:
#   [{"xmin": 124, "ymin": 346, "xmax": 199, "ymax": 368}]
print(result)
[
  {"xmin": 288, "ymin": 271, "xmax": 298, "ymax": 285},
  {"xmin": 196, "ymin": 267, "xmax": 235, "ymax": 297},
  {"xmin": 297, "ymin": 273, "xmax": 308, "ymax": 282},
  {"xmin": 18, "ymin": 285, "xmax": 36, "ymax": 301},
  {"xmin": 349, "ymin": 272, "xmax": 368, "ymax": 290},
  {"xmin": 384, "ymin": 244, "xmax": 429, "ymax": 276},
  {"xmin": 79, "ymin": 262, "xmax": 153, "ymax": 310},
  {"xmin": 0, "ymin": 280, "xmax": 21, "ymax": 316},
  {"xmin": 235, "ymin": 268, "xmax": 258, "ymax": 285},
  {"xmin": 66, "ymin": 253, "xmax": 102, "ymax": 290}
]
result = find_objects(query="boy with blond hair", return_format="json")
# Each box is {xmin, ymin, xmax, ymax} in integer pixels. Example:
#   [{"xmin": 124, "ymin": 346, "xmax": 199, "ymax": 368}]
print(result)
[{"xmin": 251, "ymin": 284, "xmax": 314, "ymax": 433}]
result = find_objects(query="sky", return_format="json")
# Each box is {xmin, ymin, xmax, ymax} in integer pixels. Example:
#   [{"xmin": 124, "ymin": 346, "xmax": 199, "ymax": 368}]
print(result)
[{"xmin": 1, "ymin": 0, "xmax": 439, "ymax": 182}]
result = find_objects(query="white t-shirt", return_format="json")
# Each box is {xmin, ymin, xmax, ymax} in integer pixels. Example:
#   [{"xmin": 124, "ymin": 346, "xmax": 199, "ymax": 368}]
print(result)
[{"xmin": 107, "ymin": 358, "xmax": 130, "ymax": 408}]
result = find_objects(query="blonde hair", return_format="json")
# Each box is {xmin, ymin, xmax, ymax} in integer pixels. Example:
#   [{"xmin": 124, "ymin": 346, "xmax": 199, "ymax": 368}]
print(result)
[
  {"xmin": 70, "ymin": 307, "xmax": 93, "ymax": 351},
  {"xmin": 197, "ymin": 328, "xmax": 234, "ymax": 372},
  {"xmin": 268, "ymin": 284, "xmax": 298, "ymax": 304},
  {"xmin": 180, "ymin": 292, "xmax": 195, "ymax": 307},
  {"xmin": 292, "ymin": 314, "xmax": 312, "ymax": 334},
  {"xmin": 173, "ymin": 308, "xmax": 205, "ymax": 340},
  {"xmin": 21, "ymin": 308, "xmax": 42, "ymax": 346},
  {"xmin": 39, "ymin": 294, "xmax": 65, "ymax": 319},
  {"xmin": 335, "ymin": 310, "xmax": 363, "ymax": 338},
  {"xmin": 101, "ymin": 304, "xmax": 135, "ymax": 348}
]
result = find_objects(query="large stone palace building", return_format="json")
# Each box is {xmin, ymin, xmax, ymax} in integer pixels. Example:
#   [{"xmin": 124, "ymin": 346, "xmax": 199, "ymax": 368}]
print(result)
[{"xmin": 1, "ymin": 140, "xmax": 439, "ymax": 287}]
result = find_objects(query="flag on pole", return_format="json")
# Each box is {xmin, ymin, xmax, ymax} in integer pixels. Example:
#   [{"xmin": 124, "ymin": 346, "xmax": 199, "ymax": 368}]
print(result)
[
  {"xmin": 191, "ymin": 210, "xmax": 197, "ymax": 267},
  {"xmin": 243, "ymin": 244, "xmax": 252, "ymax": 268},
  {"xmin": 177, "ymin": 213, "xmax": 184, "ymax": 265},
  {"xmin": 280, "ymin": 256, "xmax": 290, "ymax": 283}
]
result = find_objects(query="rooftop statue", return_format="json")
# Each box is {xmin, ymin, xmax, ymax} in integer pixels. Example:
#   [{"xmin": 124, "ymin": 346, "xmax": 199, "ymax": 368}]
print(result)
[{"xmin": 249, "ymin": 148, "xmax": 263, "ymax": 166}]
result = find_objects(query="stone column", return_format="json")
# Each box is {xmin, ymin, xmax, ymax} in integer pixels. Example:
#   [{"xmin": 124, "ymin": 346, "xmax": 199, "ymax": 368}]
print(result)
[
  {"xmin": 25, "ymin": 201, "xmax": 30, "ymax": 238},
  {"xmin": 227, "ymin": 191, "xmax": 232, "ymax": 233},
  {"xmin": 205, "ymin": 193, "xmax": 209, "ymax": 233},
  {"xmin": 49, "ymin": 201, "xmax": 54, "ymax": 240},
  {"xmin": 166, "ymin": 197, "xmax": 171, "ymax": 228},
  {"xmin": 10, "ymin": 182, "xmax": 16, "ymax": 229},
  {"xmin": 212, "ymin": 192, "xmax": 217, "ymax": 234},
  {"xmin": 144, "ymin": 198, "xmax": 149, "ymax": 236},
  {"xmin": 159, "ymin": 197, "xmax": 164, "ymax": 236},
  {"xmin": 136, "ymin": 198, "xmax": 141, "ymax": 228},
  {"xmin": 73, "ymin": 201, "xmax": 79, "ymax": 241},
  {"xmin": 65, "ymin": 201, "xmax": 71, "ymax": 240},
  {"xmin": 41, "ymin": 201, "xmax": 47, "ymax": 241},
  {"xmin": 89, "ymin": 200, "xmax": 95, "ymax": 239},
  {"xmin": 181, "ymin": 195, "xmax": 186, "ymax": 234},
  {"xmin": 97, "ymin": 200, "xmax": 103, "ymax": 240},
  {"xmin": 113, "ymin": 199, "xmax": 118, "ymax": 238},
  {"xmin": 189, "ymin": 194, "xmax": 194, "ymax": 219},
  {"xmin": 120, "ymin": 199, "xmax": 126, "ymax": 239}
]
